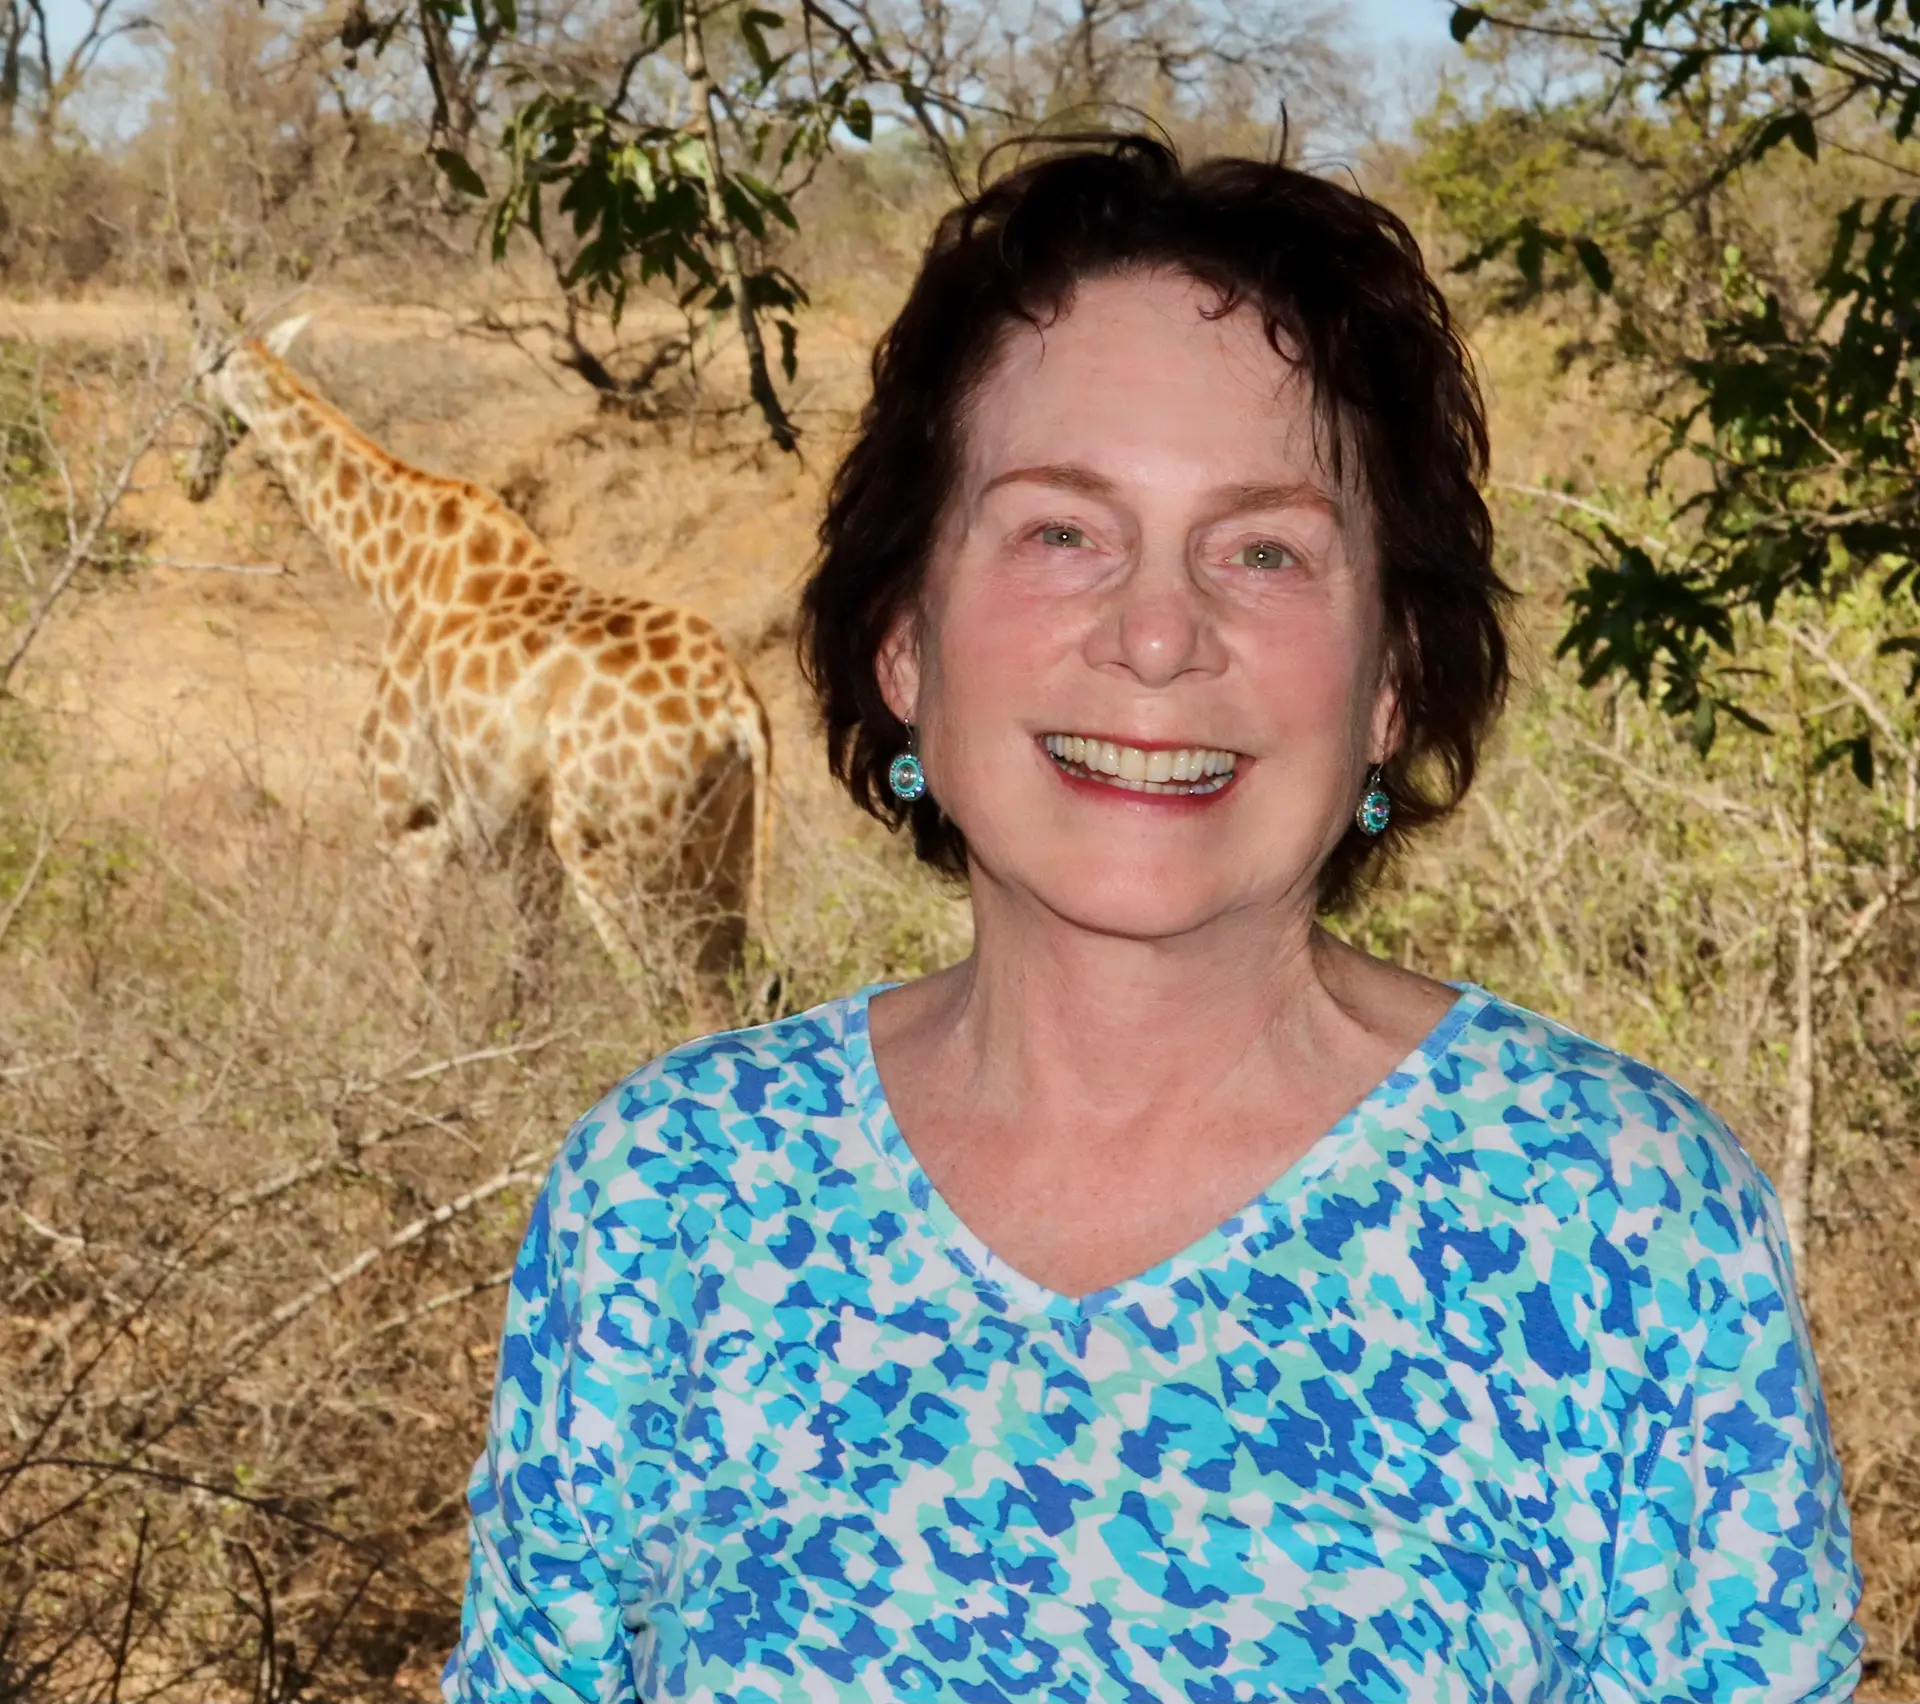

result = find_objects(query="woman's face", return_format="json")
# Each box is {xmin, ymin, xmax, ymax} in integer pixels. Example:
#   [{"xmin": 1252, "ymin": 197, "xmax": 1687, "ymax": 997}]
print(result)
[{"xmin": 883, "ymin": 269, "xmax": 1396, "ymax": 941}]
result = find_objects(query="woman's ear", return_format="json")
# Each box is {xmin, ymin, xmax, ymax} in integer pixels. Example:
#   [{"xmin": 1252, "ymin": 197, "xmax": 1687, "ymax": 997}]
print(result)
[
  {"xmin": 1369, "ymin": 649, "xmax": 1404, "ymax": 768},
  {"xmin": 876, "ymin": 605, "xmax": 922, "ymax": 726}
]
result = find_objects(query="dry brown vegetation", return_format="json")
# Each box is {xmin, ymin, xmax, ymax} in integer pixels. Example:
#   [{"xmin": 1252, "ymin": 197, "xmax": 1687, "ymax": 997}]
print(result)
[{"xmin": 0, "ymin": 6, "xmax": 1916, "ymax": 1699}]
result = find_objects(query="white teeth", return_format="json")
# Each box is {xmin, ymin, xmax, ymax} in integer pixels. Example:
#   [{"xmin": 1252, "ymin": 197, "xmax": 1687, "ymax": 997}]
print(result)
[{"xmin": 1039, "ymin": 734, "xmax": 1238, "ymax": 795}]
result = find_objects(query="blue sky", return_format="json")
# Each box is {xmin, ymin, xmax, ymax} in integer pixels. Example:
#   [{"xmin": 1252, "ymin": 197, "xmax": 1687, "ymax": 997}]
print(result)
[{"xmin": 1349, "ymin": 0, "xmax": 1461, "ymax": 51}]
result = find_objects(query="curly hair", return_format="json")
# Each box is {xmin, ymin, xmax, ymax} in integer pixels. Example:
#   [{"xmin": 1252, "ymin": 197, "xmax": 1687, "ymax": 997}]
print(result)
[{"xmin": 797, "ymin": 134, "xmax": 1510, "ymax": 910}]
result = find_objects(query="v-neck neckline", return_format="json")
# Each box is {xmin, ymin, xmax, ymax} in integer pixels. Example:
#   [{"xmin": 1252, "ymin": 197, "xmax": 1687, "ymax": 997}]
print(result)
[{"xmin": 839, "ymin": 979, "xmax": 1489, "ymax": 1329}]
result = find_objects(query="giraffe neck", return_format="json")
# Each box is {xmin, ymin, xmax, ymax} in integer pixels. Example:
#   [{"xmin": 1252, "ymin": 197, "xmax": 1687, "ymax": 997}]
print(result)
[{"xmin": 218, "ymin": 344, "xmax": 459, "ymax": 620}]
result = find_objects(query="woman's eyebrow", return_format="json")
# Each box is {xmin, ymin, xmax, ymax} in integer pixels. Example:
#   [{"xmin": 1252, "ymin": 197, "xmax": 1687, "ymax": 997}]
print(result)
[
  {"xmin": 979, "ymin": 462, "xmax": 1117, "ymax": 498},
  {"xmin": 1211, "ymin": 481, "xmax": 1343, "ymax": 522},
  {"xmin": 978, "ymin": 464, "xmax": 1340, "ymax": 522}
]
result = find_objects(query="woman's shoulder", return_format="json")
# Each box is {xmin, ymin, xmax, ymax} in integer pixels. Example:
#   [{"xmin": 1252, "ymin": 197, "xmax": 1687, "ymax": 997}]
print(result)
[
  {"xmin": 1433, "ymin": 985, "xmax": 1782, "ymax": 1230},
  {"xmin": 549, "ymin": 985, "xmax": 882, "ymax": 1191}
]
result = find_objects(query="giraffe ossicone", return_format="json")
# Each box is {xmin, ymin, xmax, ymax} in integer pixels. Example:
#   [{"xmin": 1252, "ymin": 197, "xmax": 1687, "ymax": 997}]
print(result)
[{"xmin": 188, "ymin": 310, "xmax": 775, "ymax": 1004}]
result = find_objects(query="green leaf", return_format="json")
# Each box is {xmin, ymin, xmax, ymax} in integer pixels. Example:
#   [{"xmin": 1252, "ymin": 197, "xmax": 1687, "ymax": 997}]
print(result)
[
  {"xmin": 1896, "ymin": 84, "xmax": 1920, "ymax": 143},
  {"xmin": 1720, "ymin": 702, "xmax": 1774, "ymax": 737},
  {"xmin": 1658, "ymin": 49, "xmax": 1709, "ymax": 97},
  {"xmin": 842, "ymin": 97, "xmax": 873, "ymax": 142},
  {"xmin": 1574, "ymin": 238, "xmax": 1614, "ymax": 293},
  {"xmin": 1755, "ymin": 109, "xmax": 1820, "ymax": 161},
  {"xmin": 433, "ymin": 148, "xmax": 487, "ymax": 197},
  {"xmin": 1813, "ymin": 734, "xmax": 1875, "ymax": 786},
  {"xmin": 1449, "ymin": 6, "xmax": 1488, "ymax": 41},
  {"xmin": 1513, "ymin": 220, "xmax": 1554, "ymax": 291},
  {"xmin": 1689, "ymin": 695, "xmax": 1716, "ymax": 754}
]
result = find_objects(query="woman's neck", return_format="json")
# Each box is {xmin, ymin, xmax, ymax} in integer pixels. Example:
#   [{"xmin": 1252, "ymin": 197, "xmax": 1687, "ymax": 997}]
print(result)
[
  {"xmin": 866, "ymin": 871, "xmax": 1455, "ymax": 1298},
  {"xmin": 887, "ymin": 874, "xmax": 1412, "ymax": 1142}
]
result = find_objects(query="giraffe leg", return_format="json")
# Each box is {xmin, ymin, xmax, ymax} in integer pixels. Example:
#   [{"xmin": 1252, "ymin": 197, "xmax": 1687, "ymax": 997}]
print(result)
[
  {"xmin": 361, "ymin": 692, "xmax": 456, "ymax": 983},
  {"xmin": 384, "ymin": 803, "xmax": 459, "ymax": 978},
  {"xmin": 503, "ymin": 808, "xmax": 564, "ymax": 1015},
  {"xmin": 549, "ymin": 807, "xmax": 646, "ymax": 983},
  {"xmin": 683, "ymin": 757, "xmax": 755, "ymax": 986}
]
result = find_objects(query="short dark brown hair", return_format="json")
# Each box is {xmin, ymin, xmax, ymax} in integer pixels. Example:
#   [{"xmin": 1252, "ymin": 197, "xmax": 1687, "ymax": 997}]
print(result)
[{"xmin": 797, "ymin": 134, "xmax": 1509, "ymax": 909}]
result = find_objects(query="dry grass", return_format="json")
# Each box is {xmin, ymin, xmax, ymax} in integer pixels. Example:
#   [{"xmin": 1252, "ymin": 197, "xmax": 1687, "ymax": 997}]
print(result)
[{"xmin": 0, "ymin": 292, "xmax": 1913, "ymax": 1701}]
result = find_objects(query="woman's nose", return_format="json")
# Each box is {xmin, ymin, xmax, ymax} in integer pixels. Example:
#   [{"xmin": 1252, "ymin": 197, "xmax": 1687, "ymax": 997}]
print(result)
[{"xmin": 1088, "ymin": 556, "xmax": 1221, "ymax": 688}]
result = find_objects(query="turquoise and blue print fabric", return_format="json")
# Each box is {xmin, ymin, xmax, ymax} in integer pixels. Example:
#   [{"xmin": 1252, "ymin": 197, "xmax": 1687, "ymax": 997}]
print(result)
[{"xmin": 443, "ymin": 984, "xmax": 1863, "ymax": 1703}]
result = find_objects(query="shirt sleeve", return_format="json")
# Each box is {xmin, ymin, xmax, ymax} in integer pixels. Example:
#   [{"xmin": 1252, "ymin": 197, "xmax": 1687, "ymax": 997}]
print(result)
[
  {"xmin": 442, "ymin": 1112, "xmax": 668, "ymax": 1704},
  {"xmin": 1590, "ymin": 1155, "xmax": 1864, "ymax": 1702}
]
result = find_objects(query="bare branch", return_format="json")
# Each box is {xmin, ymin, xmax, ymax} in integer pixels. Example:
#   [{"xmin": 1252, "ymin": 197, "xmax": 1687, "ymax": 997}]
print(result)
[
  {"xmin": 0, "ymin": 795, "xmax": 58, "ymax": 951},
  {"xmin": 330, "ymin": 1268, "xmax": 514, "ymax": 1362},
  {"xmin": 137, "ymin": 556, "xmax": 287, "ymax": 577},
  {"xmin": 1492, "ymin": 480, "xmax": 1675, "ymax": 558},
  {"xmin": 1815, "ymin": 865, "xmax": 1920, "ymax": 994},
  {"xmin": 0, "ymin": 358, "xmax": 194, "ymax": 697},
  {"xmin": 216, "ymin": 1153, "xmax": 545, "ymax": 1367},
  {"xmin": 389, "ymin": 1031, "xmax": 571, "ymax": 1083}
]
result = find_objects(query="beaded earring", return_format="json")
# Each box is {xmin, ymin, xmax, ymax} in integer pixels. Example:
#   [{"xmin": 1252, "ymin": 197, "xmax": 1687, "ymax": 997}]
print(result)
[
  {"xmin": 887, "ymin": 725, "xmax": 927, "ymax": 803},
  {"xmin": 1355, "ymin": 764, "xmax": 1391, "ymax": 836}
]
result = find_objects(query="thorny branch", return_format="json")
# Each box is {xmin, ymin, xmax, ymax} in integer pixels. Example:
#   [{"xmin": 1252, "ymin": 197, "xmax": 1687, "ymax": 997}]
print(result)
[{"xmin": 0, "ymin": 344, "xmax": 197, "ymax": 698}]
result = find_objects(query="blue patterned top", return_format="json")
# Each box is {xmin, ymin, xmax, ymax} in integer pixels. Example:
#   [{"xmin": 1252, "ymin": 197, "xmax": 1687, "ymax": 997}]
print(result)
[{"xmin": 443, "ymin": 983, "xmax": 1863, "ymax": 1703}]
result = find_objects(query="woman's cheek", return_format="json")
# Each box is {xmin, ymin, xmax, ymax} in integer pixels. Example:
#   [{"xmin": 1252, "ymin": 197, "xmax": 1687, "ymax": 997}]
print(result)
[
  {"xmin": 942, "ymin": 576, "xmax": 1080, "ymax": 692},
  {"xmin": 1239, "ymin": 607, "xmax": 1376, "ymax": 735}
]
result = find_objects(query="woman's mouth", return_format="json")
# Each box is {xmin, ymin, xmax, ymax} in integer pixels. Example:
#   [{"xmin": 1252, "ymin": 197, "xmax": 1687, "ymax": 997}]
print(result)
[{"xmin": 1040, "ymin": 734, "xmax": 1239, "ymax": 796}]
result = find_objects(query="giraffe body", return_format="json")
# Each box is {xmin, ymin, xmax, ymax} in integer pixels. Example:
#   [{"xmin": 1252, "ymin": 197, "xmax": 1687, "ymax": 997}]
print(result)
[{"xmin": 193, "ymin": 324, "xmax": 773, "ymax": 993}]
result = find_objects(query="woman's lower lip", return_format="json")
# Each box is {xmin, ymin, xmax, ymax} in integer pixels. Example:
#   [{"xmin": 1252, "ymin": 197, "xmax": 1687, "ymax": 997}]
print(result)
[{"xmin": 1047, "ymin": 760, "xmax": 1240, "ymax": 807}]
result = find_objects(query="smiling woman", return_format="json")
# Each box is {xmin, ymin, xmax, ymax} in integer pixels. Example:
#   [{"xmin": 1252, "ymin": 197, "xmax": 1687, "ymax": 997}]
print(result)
[{"xmin": 443, "ymin": 138, "xmax": 1864, "ymax": 1704}]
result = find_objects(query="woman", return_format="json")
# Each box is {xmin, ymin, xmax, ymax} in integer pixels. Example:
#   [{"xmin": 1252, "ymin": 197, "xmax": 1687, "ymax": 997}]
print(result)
[{"xmin": 444, "ymin": 138, "xmax": 1862, "ymax": 1703}]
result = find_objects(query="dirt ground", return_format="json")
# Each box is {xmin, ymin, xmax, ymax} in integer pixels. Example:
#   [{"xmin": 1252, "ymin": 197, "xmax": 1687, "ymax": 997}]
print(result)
[{"xmin": 0, "ymin": 293, "xmax": 872, "ymax": 887}]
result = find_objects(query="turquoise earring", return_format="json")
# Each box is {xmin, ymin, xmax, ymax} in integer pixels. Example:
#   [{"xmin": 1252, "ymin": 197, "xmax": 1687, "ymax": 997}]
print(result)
[
  {"xmin": 888, "ymin": 725, "xmax": 927, "ymax": 803},
  {"xmin": 1355, "ymin": 765, "xmax": 1391, "ymax": 836}
]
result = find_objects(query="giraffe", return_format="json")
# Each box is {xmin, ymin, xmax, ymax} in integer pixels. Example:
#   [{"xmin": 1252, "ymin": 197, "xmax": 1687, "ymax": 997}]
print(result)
[{"xmin": 186, "ymin": 313, "xmax": 775, "ymax": 1002}]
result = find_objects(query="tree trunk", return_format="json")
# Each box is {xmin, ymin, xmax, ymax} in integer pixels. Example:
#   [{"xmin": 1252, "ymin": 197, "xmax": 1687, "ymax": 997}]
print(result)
[
  {"xmin": 1781, "ymin": 882, "xmax": 1816, "ymax": 1285},
  {"xmin": 0, "ymin": 0, "xmax": 22, "ymax": 137},
  {"xmin": 1780, "ymin": 675, "xmax": 1818, "ymax": 1301},
  {"xmin": 416, "ymin": 0, "xmax": 478, "ymax": 151},
  {"xmin": 682, "ymin": 0, "xmax": 798, "ymax": 453},
  {"xmin": 1076, "ymin": 0, "xmax": 1100, "ymax": 101}
]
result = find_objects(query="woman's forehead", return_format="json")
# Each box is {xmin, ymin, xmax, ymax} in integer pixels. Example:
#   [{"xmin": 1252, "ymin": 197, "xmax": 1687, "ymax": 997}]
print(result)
[{"xmin": 963, "ymin": 272, "xmax": 1346, "ymax": 494}]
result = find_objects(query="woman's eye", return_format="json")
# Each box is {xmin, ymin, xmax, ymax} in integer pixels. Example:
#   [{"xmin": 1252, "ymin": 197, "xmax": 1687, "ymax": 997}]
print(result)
[
  {"xmin": 1230, "ymin": 541, "xmax": 1298, "ymax": 571},
  {"xmin": 1037, "ymin": 524, "xmax": 1087, "ymax": 549}
]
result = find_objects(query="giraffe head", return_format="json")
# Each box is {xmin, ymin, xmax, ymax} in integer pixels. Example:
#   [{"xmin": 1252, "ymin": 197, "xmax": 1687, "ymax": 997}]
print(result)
[
  {"xmin": 191, "ymin": 308, "xmax": 311, "ymax": 424},
  {"xmin": 182, "ymin": 304, "xmax": 313, "ymax": 504}
]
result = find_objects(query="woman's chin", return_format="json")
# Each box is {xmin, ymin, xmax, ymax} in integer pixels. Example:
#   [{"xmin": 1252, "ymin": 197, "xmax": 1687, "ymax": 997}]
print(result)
[{"xmin": 974, "ymin": 855, "xmax": 1276, "ymax": 943}]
